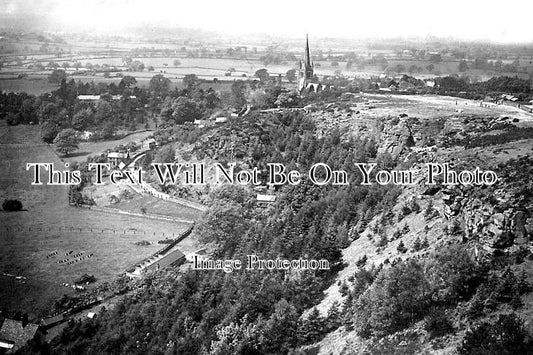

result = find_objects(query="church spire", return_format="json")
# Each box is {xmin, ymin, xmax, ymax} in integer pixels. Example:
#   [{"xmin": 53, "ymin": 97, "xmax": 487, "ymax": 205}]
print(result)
[
  {"xmin": 297, "ymin": 34, "xmax": 314, "ymax": 92},
  {"xmin": 304, "ymin": 33, "xmax": 311, "ymax": 68}
]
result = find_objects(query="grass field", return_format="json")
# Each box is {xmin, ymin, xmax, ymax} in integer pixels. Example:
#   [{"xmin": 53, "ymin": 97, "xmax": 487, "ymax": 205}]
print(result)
[
  {"xmin": 0, "ymin": 77, "xmax": 60, "ymax": 95},
  {"xmin": 103, "ymin": 191, "xmax": 201, "ymax": 221},
  {"xmin": 0, "ymin": 123, "xmax": 201, "ymax": 318}
]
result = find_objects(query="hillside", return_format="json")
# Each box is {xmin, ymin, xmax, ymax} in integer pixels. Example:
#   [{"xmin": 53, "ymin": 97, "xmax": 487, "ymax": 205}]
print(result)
[{"xmin": 30, "ymin": 92, "xmax": 533, "ymax": 355}]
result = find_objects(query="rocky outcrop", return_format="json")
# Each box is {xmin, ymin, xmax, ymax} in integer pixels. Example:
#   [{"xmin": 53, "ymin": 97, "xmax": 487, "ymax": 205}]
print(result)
[{"xmin": 441, "ymin": 185, "xmax": 532, "ymax": 251}]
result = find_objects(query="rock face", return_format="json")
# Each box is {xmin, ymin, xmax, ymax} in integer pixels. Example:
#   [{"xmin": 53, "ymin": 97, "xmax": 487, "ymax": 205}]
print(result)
[
  {"xmin": 442, "ymin": 184, "xmax": 532, "ymax": 251},
  {"xmin": 378, "ymin": 118, "xmax": 414, "ymax": 158}
]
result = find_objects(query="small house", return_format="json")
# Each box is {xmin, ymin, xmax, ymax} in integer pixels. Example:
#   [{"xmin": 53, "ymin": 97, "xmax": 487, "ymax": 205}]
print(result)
[{"xmin": 107, "ymin": 152, "xmax": 130, "ymax": 168}]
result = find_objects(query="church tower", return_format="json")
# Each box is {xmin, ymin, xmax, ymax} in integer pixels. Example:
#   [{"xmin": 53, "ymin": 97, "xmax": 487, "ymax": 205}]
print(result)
[{"xmin": 297, "ymin": 34, "xmax": 314, "ymax": 92}]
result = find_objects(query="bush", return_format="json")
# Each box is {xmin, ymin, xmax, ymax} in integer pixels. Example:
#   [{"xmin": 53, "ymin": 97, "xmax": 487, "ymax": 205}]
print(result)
[
  {"xmin": 75, "ymin": 274, "xmax": 97, "ymax": 285},
  {"xmin": 353, "ymin": 260, "xmax": 430, "ymax": 337},
  {"xmin": 458, "ymin": 314, "xmax": 532, "ymax": 355},
  {"xmin": 356, "ymin": 254, "xmax": 368, "ymax": 267},
  {"xmin": 424, "ymin": 308, "xmax": 454, "ymax": 339},
  {"xmin": 2, "ymin": 199, "xmax": 23, "ymax": 211},
  {"xmin": 397, "ymin": 240, "xmax": 407, "ymax": 253},
  {"xmin": 426, "ymin": 244, "xmax": 484, "ymax": 304}
]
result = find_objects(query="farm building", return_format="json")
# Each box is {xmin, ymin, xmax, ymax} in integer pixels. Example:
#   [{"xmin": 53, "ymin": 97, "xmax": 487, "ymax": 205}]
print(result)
[
  {"xmin": 77, "ymin": 95, "xmax": 101, "ymax": 101},
  {"xmin": 145, "ymin": 249, "xmax": 186, "ymax": 273},
  {"xmin": 0, "ymin": 319, "xmax": 41, "ymax": 353},
  {"xmin": 257, "ymin": 194, "xmax": 276, "ymax": 203},
  {"xmin": 142, "ymin": 138, "xmax": 156, "ymax": 150},
  {"xmin": 214, "ymin": 117, "xmax": 228, "ymax": 124},
  {"xmin": 126, "ymin": 249, "xmax": 186, "ymax": 278},
  {"xmin": 194, "ymin": 119, "xmax": 212, "ymax": 127},
  {"xmin": 40, "ymin": 314, "xmax": 66, "ymax": 329},
  {"xmin": 107, "ymin": 152, "xmax": 130, "ymax": 167},
  {"xmin": 78, "ymin": 95, "xmax": 136, "ymax": 101}
]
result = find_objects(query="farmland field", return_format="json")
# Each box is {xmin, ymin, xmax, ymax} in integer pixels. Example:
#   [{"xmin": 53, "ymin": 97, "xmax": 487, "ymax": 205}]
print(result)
[
  {"xmin": 0, "ymin": 123, "xmax": 200, "ymax": 317},
  {"xmin": 0, "ymin": 77, "xmax": 60, "ymax": 95}
]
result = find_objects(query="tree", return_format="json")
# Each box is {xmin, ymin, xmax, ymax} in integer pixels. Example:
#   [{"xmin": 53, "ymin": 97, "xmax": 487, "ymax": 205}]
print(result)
[
  {"xmin": 53, "ymin": 128, "xmax": 79, "ymax": 156},
  {"xmin": 458, "ymin": 314, "xmax": 532, "ymax": 355},
  {"xmin": 426, "ymin": 63, "xmax": 435, "ymax": 72},
  {"xmin": 458, "ymin": 60, "xmax": 469, "ymax": 72},
  {"xmin": 183, "ymin": 74, "xmax": 200, "ymax": 91},
  {"xmin": 255, "ymin": 68, "xmax": 269, "ymax": 82},
  {"xmin": 165, "ymin": 97, "xmax": 202, "ymax": 124},
  {"xmin": 40, "ymin": 121, "xmax": 61, "ymax": 143},
  {"xmin": 129, "ymin": 60, "xmax": 145, "ymax": 72},
  {"xmin": 156, "ymin": 145, "xmax": 175, "ymax": 164},
  {"xmin": 120, "ymin": 75, "xmax": 137, "ymax": 88},
  {"xmin": 2, "ymin": 199, "xmax": 23, "ymax": 211},
  {"xmin": 331, "ymin": 61, "xmax": 339, "ymax": 67},
  {"xmin": 48, "ymin": 69, "xmax": 67, "ymax": 86},
  {"xmin": 149, "ymin": 74, "xmax": 171, "ymax": 94},
  {"xmin": 354, "ymin": 260, "xmax": 430, "ymax": 337},
  {"xmin": 231, "ymin": 81, "xmax": 247, "ymax": 109},
  {"xmin": 275, "ymin": 90, "xmax": 300, "ymax": 108},
  {"xmin": 286, "ymin": 69, "xmax": 296, "ymax": 83},
  {"xmin": 100, "ymin": 121, "xmax": 115, "ymax": 139}
]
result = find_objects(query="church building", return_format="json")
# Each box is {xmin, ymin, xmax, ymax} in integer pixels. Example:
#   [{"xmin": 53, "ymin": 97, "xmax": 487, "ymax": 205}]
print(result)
[
  {"xmin": 297, "ymin": 34, "xmax": 314, "ymax": 92},
  {"xmin": 297, "ymin": 35, "xmax": 328, "ymax": 93}
]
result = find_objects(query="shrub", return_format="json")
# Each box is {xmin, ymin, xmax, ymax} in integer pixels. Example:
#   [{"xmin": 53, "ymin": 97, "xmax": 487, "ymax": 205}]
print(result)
[
  {"xmin": 356, "ymin": 254, "xmax": 368, "ymax": 267},
  {"xmin": 397, "ymin": 240, "xmax": 407, "ymax": 253},
  {"xmin": 353, "ymin": 260, "xmax": 430, "ymax": 337},
  {"xmin": 458, "ymin": 314, "xmax": 532, "ymax": 355},
  {"xmin": 2, "ymin": 199, "xmax": 23, "ymax": 211},
  {"xmin": 376, "ymin": 235, "xmax": 388, "ymax": 247},
  {"xmin": 426, "ymin": 244, "xmax": 484, "ymax": 304},
  {"xmin": 424, "ymin": 308, "xmax": 454, "ymax": 339},
  {"xmin": 75, "ymin": 274, "xmax": 97, "ymax": 285}
]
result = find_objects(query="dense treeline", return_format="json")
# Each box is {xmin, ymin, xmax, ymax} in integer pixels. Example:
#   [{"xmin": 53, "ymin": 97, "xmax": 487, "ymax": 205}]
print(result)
[{"xmin": 435, "ymin": 75, "xmax": 531, "ymax": 98}]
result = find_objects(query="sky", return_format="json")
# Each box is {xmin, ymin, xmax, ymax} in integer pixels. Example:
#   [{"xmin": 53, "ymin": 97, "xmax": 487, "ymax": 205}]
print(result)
[{"xmin": 1, "ymin": 0, "xmax": 532, "ymax": 43}]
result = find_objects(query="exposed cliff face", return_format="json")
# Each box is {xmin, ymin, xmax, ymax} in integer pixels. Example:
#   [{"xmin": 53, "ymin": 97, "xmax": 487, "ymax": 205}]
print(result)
[{"xmin": 441, "ymin": 163, "xmax": 533, "ymax": 253}]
